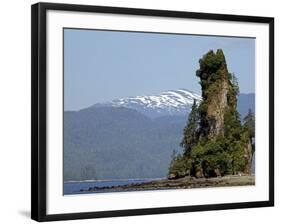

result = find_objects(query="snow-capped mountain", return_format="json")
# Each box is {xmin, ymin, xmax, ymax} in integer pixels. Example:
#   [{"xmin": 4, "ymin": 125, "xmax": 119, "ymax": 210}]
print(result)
[{"xmin": 94, "ymin": 89, "xmax": 202, "ymax": 118}]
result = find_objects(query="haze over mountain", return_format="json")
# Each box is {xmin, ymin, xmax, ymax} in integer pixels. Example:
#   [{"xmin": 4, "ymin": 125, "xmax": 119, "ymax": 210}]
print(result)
[{"xmin": 64, "ymin": 89, "xmax": 255, "ymax": 181}]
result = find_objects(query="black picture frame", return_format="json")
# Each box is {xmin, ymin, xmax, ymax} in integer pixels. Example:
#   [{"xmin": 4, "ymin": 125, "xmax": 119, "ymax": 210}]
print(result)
[{"xmin": 31, "ymin": 2, "xmax": 274, "ymax": 222}]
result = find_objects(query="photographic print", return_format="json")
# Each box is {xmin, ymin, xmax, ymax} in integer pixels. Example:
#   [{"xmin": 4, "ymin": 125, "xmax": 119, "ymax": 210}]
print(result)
[
  {"xmin": 32, "ymin": 3, "xmax": 273, "ymax": 221},
  {"xmin": 63, "ymin": 29, "xmax": 256, "ymax": 195}
]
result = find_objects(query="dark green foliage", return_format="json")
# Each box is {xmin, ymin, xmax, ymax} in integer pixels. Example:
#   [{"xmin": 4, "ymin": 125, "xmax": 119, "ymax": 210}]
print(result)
[
  {"xmin": 224, "ymin": 109, "xmax": 242, "ymax": 141},
  {"xmin": 230, "ymin": 140, "xmax": 247, "ymax": 173},
  {"xmin": 196, "ymin": 49, "xmax": 227, "ymax": 100},
  {"xmin": 243, "ymin": 108, "xmax": 255, "ymax": 155},
  {"xmin": 169, "ymin": 49, "xmax": 254, "ymax": 178},
  {"xmin": 64, "ymin": 94, "xmax": 253, "ymax": 181},
  {"xmin": 197, "ymin": 101, "xmax": 209, "ymax": 138},
  {"xmin": 188, "ymin": 137, "xmax": 233, "ymax": 177},
  {"xmin": 181, "ymin": 100, "xmax": 199, "ymax": 156},
  {"xmin": 243, "ymin": 109, "xmax": 255, "ymax": 141},
  {"xmin": 168, "ymin": 150, "xmax": 192, "ymax": 178},
  {"xmin": 64, "ymin": 107, "xmax": 185, "ymax": 181}
]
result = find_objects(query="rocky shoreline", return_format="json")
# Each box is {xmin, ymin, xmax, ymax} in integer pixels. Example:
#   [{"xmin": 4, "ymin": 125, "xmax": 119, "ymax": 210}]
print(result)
[{"xmin": 80, "ymin": 175, "xmax": 255, "ymax": 193}]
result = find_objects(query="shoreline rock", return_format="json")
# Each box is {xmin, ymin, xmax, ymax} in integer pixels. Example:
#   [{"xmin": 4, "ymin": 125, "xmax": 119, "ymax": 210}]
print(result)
[{"xmin": 80, "ymin": 175, "xmax": 255, "ymax": 193}]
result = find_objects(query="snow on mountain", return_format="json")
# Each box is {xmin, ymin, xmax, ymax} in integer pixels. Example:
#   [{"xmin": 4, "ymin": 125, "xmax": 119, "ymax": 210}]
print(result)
[{"xmin": 94, "ymin": 89, "xmax": 202, "ymax": 118}]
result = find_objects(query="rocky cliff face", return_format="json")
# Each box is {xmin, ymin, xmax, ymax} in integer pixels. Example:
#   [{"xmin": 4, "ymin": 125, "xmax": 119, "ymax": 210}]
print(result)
[
  {"xmin": 244, "ymin": 140, "xmax": 253, "ymax": 174},
  {"xmin": 196, "ymin": 49, "xmax": 232, "ymax": 139},
  {"xmin": 197, "ymin": 49, "xmax": 253, "ymax": 175},
  {"xmin": 169, "ymin": 49, "xmax": 254, "ymax": 179},
  {"xmin": 206, "ymin": 77, "xmax": 229, "ymax": 137}
]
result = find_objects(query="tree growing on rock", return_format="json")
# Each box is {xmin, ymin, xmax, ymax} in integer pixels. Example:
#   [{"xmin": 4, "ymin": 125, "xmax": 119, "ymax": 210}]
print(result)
[
  {"xmin": 181, "ymin": 100, "xmax": 199, "ymax": 156},
  {"xmin": 168, "ymin": 49, "xmax": 254, "ymax": 179}
]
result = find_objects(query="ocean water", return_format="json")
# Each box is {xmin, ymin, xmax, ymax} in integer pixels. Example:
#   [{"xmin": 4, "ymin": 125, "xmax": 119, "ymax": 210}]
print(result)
[{"xmin": 64, "ymin": 179, "xmax": 155, "ymax": 195}]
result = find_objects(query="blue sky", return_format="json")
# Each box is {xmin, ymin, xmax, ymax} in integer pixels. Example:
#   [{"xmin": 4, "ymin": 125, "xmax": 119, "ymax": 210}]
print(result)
[{"xmin": 64, "ymin": 28, "xmax": 255, "ymax": 111}]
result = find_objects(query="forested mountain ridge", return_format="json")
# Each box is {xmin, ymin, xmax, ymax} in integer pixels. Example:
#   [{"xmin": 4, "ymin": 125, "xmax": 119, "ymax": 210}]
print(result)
[
  {"xmin": 64, "ymin": 93, "xmax": 254, "ymax": 181},
  {"xmin": 64, "ymin": 49, "xmax": 254, "ymax": 181},
  {"xmin": 64, "ymin": 107, "xmax": 185, "ymax": 181}
]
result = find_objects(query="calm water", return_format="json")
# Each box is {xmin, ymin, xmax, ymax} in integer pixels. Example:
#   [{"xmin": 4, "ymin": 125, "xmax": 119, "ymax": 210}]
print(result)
[{"xmin": 64, "ymin": 179, "xmax": 157, "ymax": 195}]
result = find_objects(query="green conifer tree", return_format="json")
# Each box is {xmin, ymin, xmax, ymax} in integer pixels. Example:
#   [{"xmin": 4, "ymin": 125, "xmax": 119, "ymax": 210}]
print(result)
[
  {"xmin": 243, "ymin": 109, "xmax": 255, "ymax": 142},
  {"xmin": 181, "ymin": 99, "xmax": 199, "ymax": 156},
  {"xmin": 169, "ymin": 49, "xmax": 254, "ymax": 178}
]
